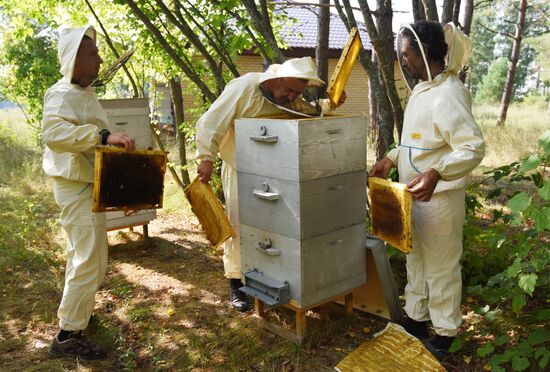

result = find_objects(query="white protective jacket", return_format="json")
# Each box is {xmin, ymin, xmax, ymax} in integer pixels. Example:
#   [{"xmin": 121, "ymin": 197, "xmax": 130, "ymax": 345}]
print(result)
[
  {"xmin": 387, "ymin": 24, "xmax": 485, "ymax": 193},
  {"xmin": 196, "ymin": 73, "xmax": 283, "ymax": 168},
  {"xmin": 42, "ymin": 26, "xmax": 109, "ymax": 183}
]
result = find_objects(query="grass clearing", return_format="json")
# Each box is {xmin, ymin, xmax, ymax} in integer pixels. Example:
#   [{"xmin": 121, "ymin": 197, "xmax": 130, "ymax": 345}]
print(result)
[
  {"xmin": 1, "ymin": 104, "xmax": 547, "ymax": 371},
  {"xmin": 367, "ymin": 99, "xmax": 549, "ymax": 169}
]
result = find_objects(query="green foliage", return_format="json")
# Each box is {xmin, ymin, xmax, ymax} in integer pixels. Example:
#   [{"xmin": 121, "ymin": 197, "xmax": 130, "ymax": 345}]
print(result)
[
  {"xmin": 475, "ymin": 58, "xmax": 508, "ymax": 103},
  {"xmin": 0, "ymin": 21, "xmax": 59, "ymax": 144},
  {"xmin": 470, "ymin": 0, "xmax": 548, "ymax": 101},
  {"xmin": 461, "ymin": 130, "xmax": 550, "ymax": 371}
]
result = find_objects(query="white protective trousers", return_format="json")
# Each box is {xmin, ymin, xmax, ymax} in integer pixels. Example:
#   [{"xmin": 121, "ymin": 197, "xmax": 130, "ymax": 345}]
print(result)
[
  {"xmin": 221, "ymin": 162, "xmax": 241, "ymax": 279},
  {"xmin": 404, "ymin": 187, "xmax": 465, "ymax": 337},
  {"xmin": 53, "ymin": 178, "xmax": 108, "ymax": 331}
]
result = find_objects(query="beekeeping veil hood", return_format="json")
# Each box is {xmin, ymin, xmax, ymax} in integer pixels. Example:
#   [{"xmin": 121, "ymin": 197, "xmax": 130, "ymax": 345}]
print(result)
[
  {"xmin": 397, "ymin": 24, "xmax": 432, "ymax": 91},
  {"xmin": 397, "ymin": 22, "xmax": 472, "ymax": 91},
  {"xmin": 443, "ymin": 22, "xmax": 472, "ymax": 74},
  {"xmin": 58, "ymin": 25, "xmax": 96, "ymax": 83},
  {"xmin": 259, "ymin": 57, "xmax": 325, "ymax": 87}
]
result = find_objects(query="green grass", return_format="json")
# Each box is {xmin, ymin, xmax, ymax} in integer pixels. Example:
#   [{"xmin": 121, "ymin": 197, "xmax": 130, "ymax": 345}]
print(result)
[
  {"xmin": 367, "ymin": 99, "xmax": 549, "ymax": 169},
  {"xmin": 474, "ymin": 98, "xmax": 549, "ymax": 168},
  {"xmin": 0, "ymin": 104, "xmax": 547, "ymax": 371}
]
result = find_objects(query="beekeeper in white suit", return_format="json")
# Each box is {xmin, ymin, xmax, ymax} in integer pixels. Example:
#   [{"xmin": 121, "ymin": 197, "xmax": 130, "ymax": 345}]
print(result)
[
  {"xmin": 42, "ymin": 25, "xmax": 135, "ymax": 359},
  {"xmin": 196, "ymin": 57, "xmax": 345, "ymax": 312},
  {"xmin": 369, "ymin": 21, "xmax": 485, "ymax": 359}
]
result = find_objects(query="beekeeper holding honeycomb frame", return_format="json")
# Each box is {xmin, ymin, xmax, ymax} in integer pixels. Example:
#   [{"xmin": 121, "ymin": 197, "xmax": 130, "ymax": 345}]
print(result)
[{"xmin": 369, "ymin": 21, "xmax": 485, "ymax": 359}]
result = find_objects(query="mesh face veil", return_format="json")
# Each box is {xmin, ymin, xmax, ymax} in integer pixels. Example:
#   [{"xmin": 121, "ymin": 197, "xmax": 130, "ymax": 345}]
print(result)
[{"xmin": 397, "ymin": 24, "xmax": 432, "ymax": 91}]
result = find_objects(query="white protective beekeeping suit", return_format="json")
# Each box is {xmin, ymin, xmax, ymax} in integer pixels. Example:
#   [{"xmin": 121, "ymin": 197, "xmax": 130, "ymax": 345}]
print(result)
[
  {"xmin": 387, "ymin": 23, "xmax": 485, "ymax": 336},
  {"xmin": 195, "ymin": 57, "xmax": 326, "ymax": 279},
  {"xmin": 42, "ymin": 25, "xmax": 110, "ymax": 331}
]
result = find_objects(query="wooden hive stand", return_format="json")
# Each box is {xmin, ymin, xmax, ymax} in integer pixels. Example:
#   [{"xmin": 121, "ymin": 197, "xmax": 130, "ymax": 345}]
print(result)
[{"xmin": 253, "ymin": 290, "xmax": 355, "ymax": 343}]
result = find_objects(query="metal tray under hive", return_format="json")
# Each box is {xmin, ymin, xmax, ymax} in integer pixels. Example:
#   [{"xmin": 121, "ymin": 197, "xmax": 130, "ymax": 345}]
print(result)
[
  {"xmin": 368, "ymin": 177, "xmax": 412, "ymax": 253},
  {"xmin": 93, "ymin": 147, "xmax": 167, "ymax": 212}
]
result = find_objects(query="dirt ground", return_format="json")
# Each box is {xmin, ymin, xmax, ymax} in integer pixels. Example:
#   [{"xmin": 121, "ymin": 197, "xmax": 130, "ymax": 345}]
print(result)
[{"xmin": 1, "ymin": 211, "xmax": 476, "ymax": 371}]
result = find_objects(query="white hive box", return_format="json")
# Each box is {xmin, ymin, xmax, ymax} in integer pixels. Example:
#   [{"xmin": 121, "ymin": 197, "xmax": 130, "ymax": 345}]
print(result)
[
  {"xmin": 236, "ymin": 115, "xmax": 367, "ymax": 308},
  {"xmin": 99, "ymin": 98, "xmax": 157, "ymax": 234}
]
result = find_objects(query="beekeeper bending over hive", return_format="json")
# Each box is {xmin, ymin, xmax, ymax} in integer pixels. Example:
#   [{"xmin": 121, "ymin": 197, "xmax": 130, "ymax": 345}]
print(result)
[
  {"xmin": 42, "ymin": 25, "xmax": 135, "ymax": 359},
  {"xmin": 369, "ymin": 21, "xmax": 485, "ymax": 359},
  {"xmin": 196, "ymin": 57, "xmax": 345, "ymax": 312}
]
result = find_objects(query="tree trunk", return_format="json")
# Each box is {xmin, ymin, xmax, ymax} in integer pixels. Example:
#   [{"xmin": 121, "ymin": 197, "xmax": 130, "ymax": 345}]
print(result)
[
  {"xmin": 462, "ymin": 0, "xmax": 474, "ymax": 35},
  {"xmin": 169, "ymin": 78, "xmax": 191, "ymax": 186},
  {"xmin": 496, "ymin": 0, "xmax": 527, "ymax": 127},
  {"xmin": 335, "ymin": 0, "xmax": 395, "ymax": 157},
  {"xmin": 356, "ymin": 0, "xmax": 404, "ymax": 138},
  {"xmin": 452, "ymin": 0, "xmax": 461, "ymax": 25},
  {"xmin": 413, "ymin": 0, "xmax": 426, "ymax": 21},
  {"xmin": 422, "ymin": 0, "xmax": 439, "ymax": 21},
  {"xmin": 316, "ymin": 0, "xmax": 330, "ymax": 99},
  {"xmin": 441, "ymin": 0, "xmax": 454, "ymax": 24},
  {"xmin": 374, "ymin": 0, "xmax": 396, "ymax": 157}
]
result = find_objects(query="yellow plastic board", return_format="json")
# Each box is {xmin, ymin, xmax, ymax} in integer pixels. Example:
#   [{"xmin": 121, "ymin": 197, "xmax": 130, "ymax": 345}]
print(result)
[
  {"xmin": 326, "ymin": 27, "xmax": 363, "ymax": 107},
  {"xmin": 368, "ymin": 177, "xmax": 412, "ymax": 253},
  {"xmin": 184, "ymin": 177, "xmax": 235, "ymax": 248},
  {"xmin": 335, "ymin": 322, "xmax": 445, "ymax": 372},
  {"xmin": 93, "ymin": 147, "xmax": 167, "ymax": 212}
]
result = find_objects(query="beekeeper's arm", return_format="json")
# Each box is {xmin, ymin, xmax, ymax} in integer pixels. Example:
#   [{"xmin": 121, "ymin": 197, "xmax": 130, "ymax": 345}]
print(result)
[
  {"xmin": 430, "ymin": 90, "xmax": 485, "ymax": 180},
  {"xmin": 407, "ymin": 89, "xmax": 485, "ymax": 201},
  {"xmin": 42, "ymin": 93, "xmax": 135, "ymax": 151},
  {"xmin": 196, "ymin": 78, "xmax": 250, "ymax": 183},
  {"xmin": 42, "ymin": 93, "xmax": 102, "ymax": 153}
]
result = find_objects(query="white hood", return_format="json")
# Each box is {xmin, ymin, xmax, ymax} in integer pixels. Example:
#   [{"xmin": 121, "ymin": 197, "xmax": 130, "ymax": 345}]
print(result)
[
  {"xmin": 58, "ymin": 25, "xmax": 96, "ymax": 83},
  {"xmin": 443, "ymin": 23, "xmax": 472, "ymax": 75}
]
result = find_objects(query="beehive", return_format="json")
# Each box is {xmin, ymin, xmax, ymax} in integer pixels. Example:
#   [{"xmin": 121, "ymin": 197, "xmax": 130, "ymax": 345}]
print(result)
[
  {"xmin": 99, "ymin": 98, "xmax": 159, "ymax": 231},
  {"xmin": 236, "ymin": 115, "xmax": 367, "ymax": 308}
]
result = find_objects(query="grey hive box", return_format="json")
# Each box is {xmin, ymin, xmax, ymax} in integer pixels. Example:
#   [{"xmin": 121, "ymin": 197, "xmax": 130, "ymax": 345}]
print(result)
[
  {"xmin": 99, "ymin": 98, "xmax": 157, "ymax": 236},
  {"xmin": 236, "ymin": 115, "xmax": 367, "ymax": 309}
]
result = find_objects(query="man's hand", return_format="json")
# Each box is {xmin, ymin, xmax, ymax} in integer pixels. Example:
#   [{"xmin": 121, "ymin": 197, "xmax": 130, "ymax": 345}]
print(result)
[
  {"xmin": 407, "ymin": 168, "xmax": 441, "ymax": 201},
  {"xmin": 368, "ymin": 157, "xmax": 395, "ymax": 179},
  {"xmin": 197, "ymin": 160, "xmax": 214, "ymax": 183},
  {"xmin": 107, "ymin": 133, "xmax": 136, "ymax": 151}
]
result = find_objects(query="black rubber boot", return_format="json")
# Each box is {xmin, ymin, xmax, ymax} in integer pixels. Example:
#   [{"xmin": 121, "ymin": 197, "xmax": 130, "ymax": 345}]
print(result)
[
  {"xmin": 229, "ymin": 279, "xmax": 250, "ymax": 312},
  {"xmin": 397, "ymin": 316, "xmax": 430, "ymax": 340},
  {"xmin": 424, "ymin": 335, "xmax": 455, "ymax": 360}
]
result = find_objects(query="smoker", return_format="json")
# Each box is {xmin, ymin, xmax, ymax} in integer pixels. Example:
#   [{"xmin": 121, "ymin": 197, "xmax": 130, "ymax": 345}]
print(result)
[{"xmin": 236, "ymin": 114, "xmax": 367, "ymax": 308}]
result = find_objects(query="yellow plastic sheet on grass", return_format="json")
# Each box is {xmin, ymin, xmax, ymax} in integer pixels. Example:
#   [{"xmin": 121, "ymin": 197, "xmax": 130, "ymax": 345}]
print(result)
[
  {"xmin": 335, "ymin": 322, "xmax": 445, "ymax": 372},
  {"xmin": 184, "ymin": 177, "xmax": 235, "ymax": 248}
]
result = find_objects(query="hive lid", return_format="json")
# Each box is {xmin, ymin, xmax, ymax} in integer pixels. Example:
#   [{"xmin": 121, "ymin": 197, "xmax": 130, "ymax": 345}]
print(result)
[
  {"xmin": 326, "ymin": 27, "xmax": 362, "ymax": 107},
  {"xmin": 368, "ymin": 177, "xmax": 412, "ymax": 254},
  {"xmin": 93, "ymin": 147, "xmax": 167, "ymax": 212}
]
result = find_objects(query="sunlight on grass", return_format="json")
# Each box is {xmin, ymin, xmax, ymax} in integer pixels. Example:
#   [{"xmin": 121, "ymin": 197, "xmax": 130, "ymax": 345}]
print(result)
[
  {"xmin": 367, "ymin": 99, "xmax": 549, "ymax": 170},
  {"xmin": 475, "ymin": 98, "xmax": 549, "ymax": 168}
]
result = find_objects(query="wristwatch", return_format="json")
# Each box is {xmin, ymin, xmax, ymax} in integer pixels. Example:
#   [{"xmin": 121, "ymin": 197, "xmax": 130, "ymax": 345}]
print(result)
[{"xmin": 99, "ymin": 129, "xmax": 111, "ymax": 145}]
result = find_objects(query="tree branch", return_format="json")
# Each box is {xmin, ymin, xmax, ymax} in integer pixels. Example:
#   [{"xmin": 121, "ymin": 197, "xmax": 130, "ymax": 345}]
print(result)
[
  {"xmin": 123, "ymin": 0, "xmax": 217, "ymax": 102},
  {"xmin": 84, "ymin": 0, "xmax": 141, "ymax": 97},
  {"xmin": 154, "ymin": 0, "xmax": 226, "ymax": 90},
  {"xmin": 178, "ymin": 0, "xmax": 240, "ymax": 78},
  {"xmin": 476, "ymin": 20, "xmax": 516, "ymax": 39},
  {"xmin": 242, "ymin": 0, "xmax": 286, "ymax": 63}
]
